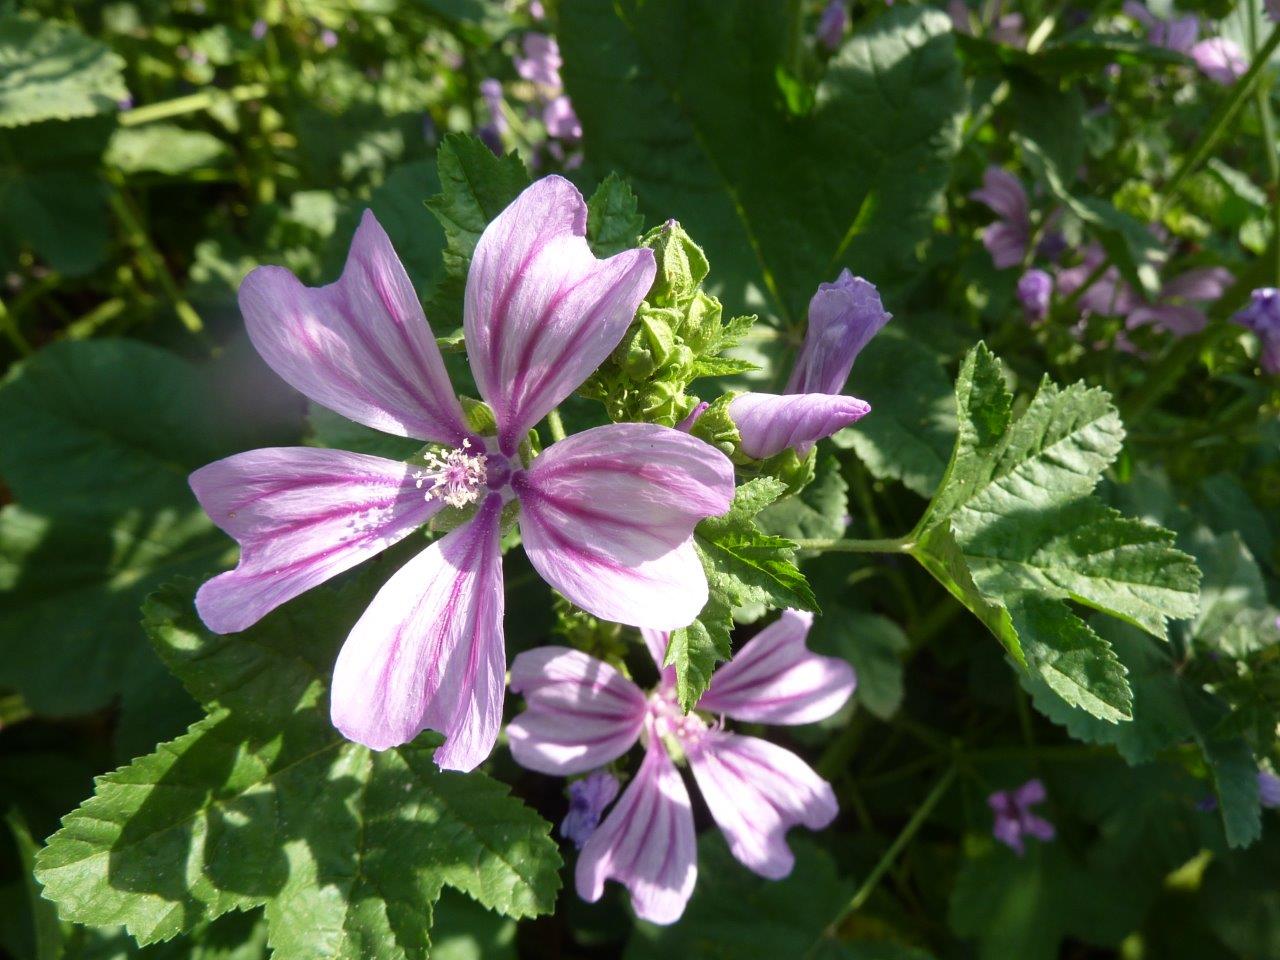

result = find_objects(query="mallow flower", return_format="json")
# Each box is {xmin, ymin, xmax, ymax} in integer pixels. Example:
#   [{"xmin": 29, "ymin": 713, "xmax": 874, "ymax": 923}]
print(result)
[
  {"xmin": 816, "ymin": 0, "xmax": 847, "ymax": 51},
  {"xmin": 728, "ymin": 270, "xmax": 886, "ymax": 459},
  {"xmin": 1017, "ymin": 268, "xmax": 1053, "ymax": 322},
  {"xmin": 970, "ymin": 167, "xmax": 1032, "ymax": 269},
  {"xmin": 190, "ymin": 176, "xmax": 736, "ymax": 771},
  {"xmin": 507, "ymin": 610, "xmax": 855, "ymax": 923},
  {"xmin": 1191, "ymin": 37, "xmax": 1247, "ymax": 85},
  {"xmin": 1126, "ymin": 266, "xmax": 1232, "ymax": 336},
  {"xmin": 1233, "ymin": 287, "xmax": 1280, "ymax": 373},
  {"xmin": 1124, "ymin": 0, "xmax": 1199, "ymax": 53},
  {"xmin": 989, "ymin": 779, "xmax": 1054, "ymax": 855}
]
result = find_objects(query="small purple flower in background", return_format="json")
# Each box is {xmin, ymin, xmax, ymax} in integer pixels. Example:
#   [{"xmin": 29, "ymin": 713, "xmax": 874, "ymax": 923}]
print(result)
[
  {"xmin": 515, "ymin": 33, "xmax": 563, "ymax": 88},
  {"xmin": 542, "ymin": 94, "xmax": 582, "ymax": 140},
  {"xmin": 1269, "ymin": 0, "xmax": 1280, "ymax": 22},
  {"xmin": 320, "ymin": 28, "xmax": 340, "ymax": 49},
  {"xmin": 191, "ymin": 177, "xmax": 737, "ymax": 772},
  {"xmin": 1018, "ymin": 268, "xmax": 1053, "ymax": 322},
  {"xmin": 1127, "ymin": 266, "xmax": 1232, "ymax": 336},
  {"xmin": 1056, "ymin": 243, "xmax": 1139, "ymax": 317},
  {"xmin": 507, "ymin": 610, "xmax": 855, "ymax": 923},
  {"xmin": 729, "ymin": 269, "xmax": 886, "ymax": 459},
  {"xmin": 251, "ymin": 19, "xmax": 268, "ymax": 40},
  {"xmin": 1259, "ymin": 770, "xmax": 1280, "ymax": 809},
  {"xmin": 816, "ymin": 0, "xmax": 847, "ymax": 51},
  {"xmin": 948, "ymin": 0, "xmax": 1026, "ymax": 47},
  {"xmin": 477, "ymin": 77, "xmax": 508, "ymax": 154},
  {"xmin": 561, "ymin": 772, "xmax": 621, "ymax": 849},
  {"xmin": 529, "ymin": 0, "xmax": 547, "ymax": 18},
  {"xmin": 116, "ymin": 96, "xmax": 134, "ymax": 112},
  {"xmin": 1192, "ymin": 37, "xmax": 1247, "ymax": 85},
  {"xmin": 1233, "ymin": 287, "xmax": 1280, "ymax": 373},
  {"xmin": 971, "ymin": 167, "xmax": 1032, "ymax": 270},
  {"xmin": 989, "ymin": 779, "xmax": 1055, "ymax": 855},
  {"xmin": 1124, "ymin": 1, "xmax": 1199, "ymax": 53}
]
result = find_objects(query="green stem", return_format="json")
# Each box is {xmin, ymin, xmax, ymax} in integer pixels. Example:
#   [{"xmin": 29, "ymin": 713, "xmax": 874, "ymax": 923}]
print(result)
[
  {"xmin": 108, "ymin": 187, "xmax": 205, "ymax": 335},
  {"xmin": 119, "ymin": 83, "xmax": 269, "ymax": 127},
  {"xmin": 793, "ymin": 536, "xmax": 913, "ymax": 554},
  {"xmin": 808, "ymin": 765, "xmax": 958, "ymax": 952},
  {"xmin": 0, "ymin": 295, "xmax": 32, "ymax": 356},
  {"xmin": 546, "ymin": 408, "xmax": 567, "ymax": 442},
  {"xmin": 1252, "ymin": 3, "xmax": 1280, "ymax": 284}
]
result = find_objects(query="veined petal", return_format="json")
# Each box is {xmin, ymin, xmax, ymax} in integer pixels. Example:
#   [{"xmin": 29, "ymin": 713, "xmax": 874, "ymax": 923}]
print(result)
[
  {"xmin": 463, "ymin": 176, "xmax": 656, "ymax": 453},
  {"xmin": 698, "ymin": 609, "xmax": 855, "ymax": 724},
  {"xmin": 729, "ymin": 393, "xmax": 871, "ymax": 460},
  {"xmin": 240, "ymin": 210, "xmax": 467, "ymax": 443},
  {"xmin": 191, "ymin": 447, "xmax": 439, "ymax": 634},
  {"xmin": 785, "ymin": 270, "xmax": 891, "ymax": 396},
  {"xmin": 982, "ymin": 222, "xmax": 1029, "ymax": 270},
  {"xmin": 330, "ymin": 495, "xmax": 505, "ymax": 771},
  {"xmin": 687, "ymin": 731, "xmax": 837, "ymax": 879},
  {"xmin": 1161, "ymin": 266, "xmax": 1232, "ymax": 303},
  {"xmin": 507, "ymin": 646, "xmax": 647, "ymax": 775},
  {"xmin": 640, "ymin": 628, "xmax": 677, "ymax": 690},
  {"xmin": 1126, "ymin": 303, "xmax": 1208, "ymax": 336},
  {"xmin": 515, "ymin": 423, "xmax": 735, "ymax": 630},
  {"xmin": 576, "ymin": 741, "xmax": 697, "ymax": 925},
  {"xmin": 970, "ymin": 167, "xmax": 1029, "ymax": 224}
]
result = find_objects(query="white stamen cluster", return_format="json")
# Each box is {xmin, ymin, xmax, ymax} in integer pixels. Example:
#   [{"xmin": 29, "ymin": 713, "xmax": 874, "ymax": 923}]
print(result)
[{"xmin": 413, "ymin": 439, "xmax": 487, "ymax": 509}]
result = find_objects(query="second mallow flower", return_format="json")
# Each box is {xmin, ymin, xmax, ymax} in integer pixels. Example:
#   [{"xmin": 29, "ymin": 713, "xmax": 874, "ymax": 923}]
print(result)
[
  {"xmin": 189, "ymin": 176, "xmax": 736, "ymax": 772},
  {"xmin": 507, "ymin": 610, "xmax": 856, "ymax": 924}
]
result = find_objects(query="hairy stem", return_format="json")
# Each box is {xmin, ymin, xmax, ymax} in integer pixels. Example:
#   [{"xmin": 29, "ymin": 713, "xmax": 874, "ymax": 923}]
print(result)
[
  {"xmin": 118, "ymin": 83, "xmax": 269, "ymax": 127},
  {"xmin": 793, "ymin": 535, "xmax": 913, "ymax": 553}
]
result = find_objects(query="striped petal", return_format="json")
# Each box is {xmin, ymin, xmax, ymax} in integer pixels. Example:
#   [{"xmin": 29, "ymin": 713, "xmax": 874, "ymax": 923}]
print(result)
[
  {"xmin": 330, "ymin": 495, "xmax": 505, "ymax": 771},
  {"xmin": 507, "ymin": 646, "xmax": 647, "ymax": 775},
  {"xmin": 640, "ymin": 628, "xmax": 677, "ymax": 690},
  {"xmin": 191, "ymin": 447, "xmax": 439, "ymax": 634},
  {"xmin": 515, "ymin": 422, "xmax": 735, "ymax": 630},
  {"xmin": 576, "ymin": 741, "xmax": 697, "ymax": 925},
  {"xmin": 785, "ymin": 270, "xmax": 891, "ymax": 396},
  {"xmin": 240, "ymin": 210, "xmax": 467, "ymax": 444},
  {"xmin": 463, "ymin": 176, "xmax": 656, "ymax": 453},
  {"xmin": 687, "ymin": 731, "xmax": 837, "ymax": 879},
  {"xmin": 699, "ymin": 609, "xmax": 855, "ymax": 725},
  {"xmin": 729, "ymin": 392, "xmax": 870, "ymax": 460},
  {"xmin": 970, "ymin": 166, "xmax": 1029, "ymax": 224}
]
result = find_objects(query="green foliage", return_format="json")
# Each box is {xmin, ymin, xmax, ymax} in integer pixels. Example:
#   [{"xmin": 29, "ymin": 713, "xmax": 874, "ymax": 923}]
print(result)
[
  {"xmin": 105, "ymin": 125, "xmax": 230, "ymax": 176},
  {"xmin": 909, "ymin": 344, "xmax": 1200, "ymax": 722},
  {"xmin": 0, "ymin": 15, "xmax": 128, "ymax": 127},
  {"xmin": 34, "ymin": 580, "xmax": 562, "ymax": 958},
  {"xmin": 560, "ymin": 1, "xmax": 964, "ymax": 321}
]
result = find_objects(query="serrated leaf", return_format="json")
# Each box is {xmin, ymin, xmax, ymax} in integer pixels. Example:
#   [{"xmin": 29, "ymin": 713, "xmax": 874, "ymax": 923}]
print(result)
[
  {"xmin": 586, "ymin": 173, "xmax": 645, "ymax": 257},
  {"xmin": 757, "ymin": 454, "xmax": 848, "ymax": 542},
  {"xmin": 665, "ymin": 591, "xmax": 733, "ymax": 712},
  {"xmin": 0, "ymin": 16, "xmax": 128, "ymax": 127},
  {"xmin": 35, "ymin": 580, "xmax": 562, "ymax": 959}
]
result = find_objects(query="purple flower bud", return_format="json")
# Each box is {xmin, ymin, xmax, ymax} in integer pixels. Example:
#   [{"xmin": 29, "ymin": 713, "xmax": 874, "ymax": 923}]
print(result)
[
  {"xmin": 529, "ymin": 0, "xmax": 546, "ymax": 17},
  {"xmin": 1017, "ymin": 269, "xmax": 1053, "ymax": 322},
  {"xmin": 515, "ymin": 32, "xmax": 563, "ymax": 89},
  {"xmin": 1191, "ymin": 38, "xmax": 1247, "ymax": 85},
  {"xmin": 989, "ymin": 779, "xmax": 1055, "ymax": 855},
  {"xmin": 786, "ymin": 269, "xmax": 891, "ymax": 396},
  {"xmin": 816, "ymin": 1, "xmax": 847, "ymax": 51},
  {"xmin": 543, "ymin": 94, "xmax": 582, "ymax": 141},
  {"xmin": 480, "ymin": 77, "xmax": 507, "ymax": 133},
  {"xmin": 321, "ymin": 28, "xmax": 339, "ymax": 49},
  {"xmin": 561, "ymin": 771, "xmax": 620, "ymax": 849},
  {"xmin": 252, "ymin": 19, "xmax": 268, "ymax": 40},
  {"xmin": 1259, "ymin": 770, "xmax": 1280, "ymax": 809},
  {"xmin": 676, "ymin": 401, "xmax": 710, "ymax": 433},
  {"xmin": 1232, "ymin": 287, "xmax": 1280, "ymax": 374}
]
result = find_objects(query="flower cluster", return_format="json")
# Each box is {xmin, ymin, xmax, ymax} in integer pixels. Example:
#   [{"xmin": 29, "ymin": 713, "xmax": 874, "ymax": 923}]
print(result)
[{"xmin": 479, "ymin": 28, "xmax": 582, "ymax": 169}]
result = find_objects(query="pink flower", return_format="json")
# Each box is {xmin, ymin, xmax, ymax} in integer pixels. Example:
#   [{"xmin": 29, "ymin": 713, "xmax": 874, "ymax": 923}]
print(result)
[
  {"xmin": 1191, "ymin": 37, "xmax": 1247, "ymax": 85},
  {"xmin": 1124, "ymin": 1, "xmax": 1199, "ymax": 53},
  {"xmin": 1055, "ymin": 243, "xmax": 1140, "ymax": 317},
  {"xmin": 971, "ymin": 167, "xmax": 1031, "ymax": 270},
  {"xmin": 989, "ymin": 779, "xmax": 1055, "ymax": 855},
  {"xmin": 507, "ymin": 610, "xmax": 855, "ymax": 923},
  {"xmin": 1127, "ymin": 266, "xmax": 1232, "ymax": 336},
  {"xmin": 515, "ymin": 32, "xmax": 562, "ymax": 89},
  {"xmin": 816, "ymin": 0, "xmax": 847, "ymax": 51},
  {"xmin": 543, "ymin": 94, "xmax": 582, "ymax": 141},
  {"xmin": 190, "ymin": 177, "xmax": 736, "ymax": 771},
  {"xmin": 728, "ymin": 270, "xmax": 883, "ymax": 459}
]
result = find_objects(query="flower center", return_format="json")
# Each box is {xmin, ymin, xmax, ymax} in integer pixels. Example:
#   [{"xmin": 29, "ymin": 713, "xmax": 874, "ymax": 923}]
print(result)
[
  {"xmin": 646, "ymin": 689, "xmax": 709, "ymax": 747},
  {"xmin": 413, "ymin": 439, "xmax": 488, "ymax": 508}
]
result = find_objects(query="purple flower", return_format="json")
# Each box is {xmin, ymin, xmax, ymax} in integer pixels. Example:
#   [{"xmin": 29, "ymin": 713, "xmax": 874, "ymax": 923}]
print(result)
[
  {"xmin": 1055, "ymin": 244, "xmax": 1139, "ymax": 317},
  {"xmin": 1269, "ymin": 0, "xmax": 1280, "ymax": 22},
  {"xmin": 561, "ymin": 771, "xmax": 620, "ymax": 848},
  {"xmin": 190, "ymin": 177, "xmax": 736, "ymax": 772},
  {"xmin": 320, "ymin": 28, "xmax": 339, "ymax": 49},
  {"xmin": 1260, "ymin": 770, "xmax": 1280, "ymax": 808},
  {"xmin": 515, "ymin": 33, "xmax": 562, "ymax": 89},
  {"xmin": 728, "ymin": 270, "xmax": 884, "ymax": 459},
  {"xmin": 1233, "ymin": 287, "xmax": 1280, "ymax": 374},
  {"xmin": 529, "ymin": 0, "xmax": 546, "ymax": 17},
  {"xmin": 507, "ymin": 610, "xmax": 855, "ymax": 924},
  {"xmin": 948, "ymin": 0, "xmax": 1026, "ymax": 46},
  {"xmin": 543, "ymin": 94, "xmax": 582, "ymax": 141},
  {"xmin": 1192, "ymin": 38, "xmax": 1247, "ymax": 85},
  {"xmin": 116, "ymin": 96, "xmax": 134, "ymax": 111},
  {"xmin": 251, "ymin": 19, "xmax": 268, "ymax": 40},
  {"xmin": 989, "ymin": 779, "xmax": 1055, "ymax": 855},
  {"xmin": 1017, "ymin": 269, "xmax": 1053, "ymax": 322},
  {"xmin": 816, "ymin": 1, "xmax": 847, "ymax": 51},
  {"xmin": 971, "ymin": 167, "xmax": 1031, "ymax": 270},
  {"xmin": 1124, "ymin": 1, "xmax": 1199, "ymax": 53},
  {"xmin": 1127, "ymin": 266, "xmax": 1232, "ymax": 336}
]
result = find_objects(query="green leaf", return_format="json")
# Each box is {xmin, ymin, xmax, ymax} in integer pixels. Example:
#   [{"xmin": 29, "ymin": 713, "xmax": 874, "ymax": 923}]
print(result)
[
  {"xmin": 757, "ymin": 454, "xmax": 848, "ymax": 542},
  {"xmin": 586, "ymin": 173, "xmax": 645, "ymax": 257},
  {"xmin": 6, "ymin": 809, "xmax": 64, "ymax": 960},
  {"xmin": 1006, "ymin": 76, "xmax": 1085, "ymax": 188},
  {"xmin": 0, "ymin": 343, "xmax": 235, "ymax": 722},
  {"xmin": 35, "ymin": 580, "xmax": 562, "ymax": 958},
  {"xmin": 307, "ymin": 404, "xmax": 420, "ymax": 460},
  {"xmin": 1190, "ymin": 529, "xmax": 1278, "ymax": 656},
  {"xmin": 105, "ymin": 125, "xmax": 229, "ymax": 175},
  {"xmin": 831, "ymin": 332, "xmax": 955, "ymax": 498},
  {"xmin": 560, "ymin": 2, "xmax": 964, "ymax": 321},
  {"xmin": 425, "ymin": 134, "xmax": 529, "ymax": 326},
  {"xmin": 0, "ymin": 15, "xmax": 128, "ymax": 127},
  {"xmin": 625, "ymin": 834, "xmax": 855, "ymax": 960},
  {"xmin": 810, "ymin": 608, "xmax": 909, "ymax": 720}
]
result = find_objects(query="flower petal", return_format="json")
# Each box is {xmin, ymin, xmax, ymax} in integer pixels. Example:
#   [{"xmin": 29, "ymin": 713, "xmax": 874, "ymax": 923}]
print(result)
[
  {"xmin": 191, "ymin": 447, "xmax": 439, "ymax": 634},
  {"xmin": 463, "ymin": 176, "xmax": 656, "ymax": 452},
  {"xmin": 982, "ymin": 222, "xmax": 1029, "ymax": 270},
  {"xmin": 240, "ymin": 210, "xmax": 467, "ymax": 443},
  {"xmin": 785, "ymin": 270, "xmax": 891, "ymax": 396},
  {"xmin": 969, "ymin": 167, "xmax": 1029, "ymax": 224},
  {"xmin": 729, "ymin": 392, "xmax": 871, "ymax": 460},
  {"xmin": 516, "ymin": 423, "xmax": 735, "ymax": 629},
  {"xmin": 698, "ymin": 609, "xmax": 855, "ymax": 724},
  {"xmin": 686, "ymin": 731, "xmax": 837, "ymax": 879},
  {"xmin": 576, "ymin": 741, "xmax": 697, "ymax": 925},
  {"xmin": 507, "ymin": 646, "xmax": 647, "ymax": 775},
  {"xmin": 1161, "ymin": 266, "xmax": 1233, "ymax": 303},
  {"xmin": 330, "ymin": 495, "xmax": 505, "ymax": 771}
]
